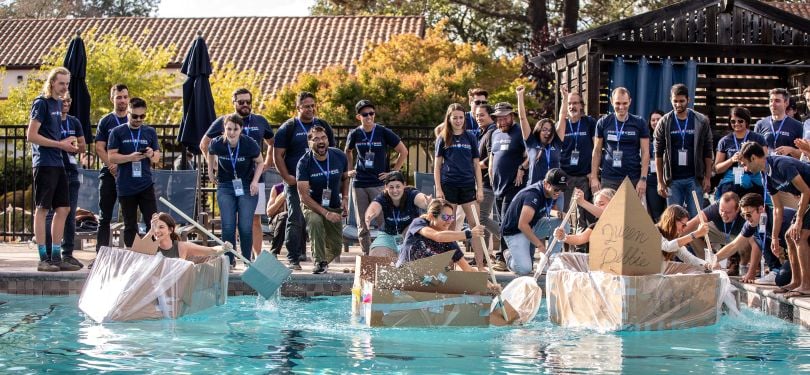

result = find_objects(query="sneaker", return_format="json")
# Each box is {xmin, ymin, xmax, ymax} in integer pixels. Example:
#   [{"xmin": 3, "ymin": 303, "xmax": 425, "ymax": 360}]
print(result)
[
  {"xmin": 312, "ymin": 261, "xmax": 328, "ymax": 274},
  {"xmin": 57, "ymin": 260, "xmax": 81, "ymax": 272},
  {"xmin": 754, "ymin": 272, "xmax": 777, "ymax": 285},
  {"xmin": 62, "ymin": 255, "xmax": 84, "ymax": 270},
  {"xmin": 492, "ymin": 260, "xmax": 508, "ymax": 272},
  {"xmin": 37, "ymin": 260, "xmax": 60, "ymax": 272},
  {"xmin": 289, "ymin": 262, "xmax": 302, "ymax": 271}
]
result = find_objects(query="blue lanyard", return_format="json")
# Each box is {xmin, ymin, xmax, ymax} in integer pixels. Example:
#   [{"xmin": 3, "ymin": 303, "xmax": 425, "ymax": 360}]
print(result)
[
  {"xmin": 732, "ymin": 131, "xmax": 749, "ymax": 153},
  {"xmin": 242, "ymin": 115, "xmax": 251, "ymax": 136},
  {"xmin": 722, "ymin": 216, "xmax": 738, "ymax": 243},
  {"xmin": 227, "ymin": 140, "xmax": 240, "ymax": 173},
  {"xmin": 129, "ymin": 127, "xmax": 142, "ymax": 151},
  {"xmin": 114, "ymin": 114, "xmax": 125, "ymax": 126},
  {"xmin": 358, "ymin": 125, "xmax": 377, "ymax": 151},
  {"xmin": 674, "ymin": 114, "xmax": 689, "ymax": 150},
  {"xmin": 295, "ymin": 117, "xmax": 315, "ymax": 137},
  {"xmin": 769, "ymin": 116, "xmax": 786, "ymax": 148},
  {"xmin": 761, "ymin": 168, "xmax": 769, "ymax": 202},
  {"xmin": 613, "ymin": 115, "xmax": 626, "ymax": 145},
  {"xmin": 544, "ymin": 143, "xmax": 552, "ymax": 169},
  {"xmin": 393, "ymin": 208, "xmax": 401, "ymax": 233},
  {"xmin": 545, "ymin": 199, "xmax": 553, "ymax": 218},
  {"xmin": 312, "ymin": 152, "xmax": 331, "ymax": 188},
  {"xmin": 567, "ymin": 118, "xmax": 581, "ymax": 150}
]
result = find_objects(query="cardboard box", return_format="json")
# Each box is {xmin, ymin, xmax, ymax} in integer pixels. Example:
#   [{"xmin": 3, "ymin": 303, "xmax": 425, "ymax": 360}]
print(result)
[
  {"xmin": 352, "ymin": 252, "xmax": 493, "ymax": 327},
  {"xmin": 547, "ymin": 253, "xmax": 723, "ymax": 331}
]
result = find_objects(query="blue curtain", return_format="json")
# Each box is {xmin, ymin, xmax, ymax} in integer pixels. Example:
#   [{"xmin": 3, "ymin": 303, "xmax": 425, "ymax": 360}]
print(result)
[{"xmin": 609, "ymin": 58, "xmax": 698, "ymax": 119}]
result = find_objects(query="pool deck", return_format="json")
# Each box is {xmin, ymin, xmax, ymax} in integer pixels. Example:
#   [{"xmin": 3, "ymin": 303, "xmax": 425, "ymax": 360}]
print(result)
[{"xmin": 0, "ymin": 242, "xmax": 808, "ymax": 329}]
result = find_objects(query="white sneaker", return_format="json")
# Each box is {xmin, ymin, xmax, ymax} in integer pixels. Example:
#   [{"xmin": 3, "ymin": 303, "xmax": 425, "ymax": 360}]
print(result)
[{"xmin": 754, "ymin": 272, "xmax": 776, "ymax": 285}]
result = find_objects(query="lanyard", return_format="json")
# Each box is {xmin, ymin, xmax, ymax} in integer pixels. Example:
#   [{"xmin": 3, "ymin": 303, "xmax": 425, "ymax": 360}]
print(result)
[
  {"xmin": 312, "ymin": 152, "xmax": 331, "ymax": 188},
  {"xmin": 545, "ymin": 199, "xmax": 553, "ymax": 219},
  {"xmin": 358, "ymin": 124, "xmax": 377, "ymax": 151},
  {"xmin": 544, "ymin": 143, "xmax": 552, "ymax": 169},
  {"xmin": 393, "ymin": 208, "xmax": 401, "ymax": 233},
  {"xmin": 761, "ymin": 168, "xmax": 769, "ymax": 202},
  {"xmin": 129, "ymin": 126, "xmax": 142, "ymax": 151},
  {"xmin": 242, "ymin": 115, "xmax": 251, "ymax": 136},
  {"xmin": 674, "ymin": 114, "xmax": 689, "ymax": 150},
  {"xmin": 114, "ymin": 114, "xmax": 125, "ymax": 126},
  {"xmin": 732, "ymin": 131, "xmax": 749, "ymax": 153},
  {"xmin": 567, "ymin": 118, "xmax": 581, "ymax": 150},
  {"xmin": 613, "ymin": 115, "xmax": 626, "ymax": 146},
  {"xmin": 296, "ymin": 117, "xmax": 315, "ymax": 137},
  {"xmin": 227, "ymin": 140, "xmax": 240, "ymax": 173},
  {"xmin": 722, "ymin": 216, "xmax": 738, "ymax": 243},
  {"xmin": 769, "ymin": 116, "xmax": 786, "ymax": 148}
]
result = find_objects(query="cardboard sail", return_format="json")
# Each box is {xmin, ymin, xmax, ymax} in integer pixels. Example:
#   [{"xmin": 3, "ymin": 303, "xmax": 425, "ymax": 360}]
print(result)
[{"xmin": 589, "ymin": 178, "xmax": 662, "ymax": 276}]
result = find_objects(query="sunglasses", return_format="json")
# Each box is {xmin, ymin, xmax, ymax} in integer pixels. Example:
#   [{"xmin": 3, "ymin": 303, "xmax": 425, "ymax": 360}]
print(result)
[
  {"xmin": 359, "ymin": 111, "xmax": 375, "ymax": 118},
  {"xmin": 129, "ymin": 113, "xmax": 146, "ymax": 120},
  {"xmin": 731, "ymin": 119, "xmax": 746, "ymax": 124},
  {"xmin": 473, "ymin": 100, "xmax": 488, "ymax": 105},
  {"xmin": 440, "ymin": 213, "xmax": 455, "ymax": 222},
  {"xmin": 235, "ymin": 99, "xmax": 252, "ymax": 106}
]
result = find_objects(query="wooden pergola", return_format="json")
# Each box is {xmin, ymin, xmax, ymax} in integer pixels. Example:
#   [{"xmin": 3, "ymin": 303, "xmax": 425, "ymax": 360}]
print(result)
[{"xmin": 533, "ymin": 0, "xmax": 810, "ymax": 132}]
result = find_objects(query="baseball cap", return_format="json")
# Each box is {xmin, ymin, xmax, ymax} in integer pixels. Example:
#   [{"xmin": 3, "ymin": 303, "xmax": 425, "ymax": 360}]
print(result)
[
  {"xmin": 545, "ymin": 168, "xmax": 569, "ymax": 190},
  {"xmin": 355, "ymin": 100, "xmax": 375, "ymax": 114}
]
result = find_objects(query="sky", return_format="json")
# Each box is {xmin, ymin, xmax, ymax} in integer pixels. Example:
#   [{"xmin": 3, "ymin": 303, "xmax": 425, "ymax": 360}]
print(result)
[{"xmin": 158, "ymin": 0, "xmax": 316, "ymax": 17}]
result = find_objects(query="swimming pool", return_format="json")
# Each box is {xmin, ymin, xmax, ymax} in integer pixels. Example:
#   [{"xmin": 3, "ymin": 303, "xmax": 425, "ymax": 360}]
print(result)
[{"xmin": 0, "ymin": 294, "xmax": 808, "ymax": 374}]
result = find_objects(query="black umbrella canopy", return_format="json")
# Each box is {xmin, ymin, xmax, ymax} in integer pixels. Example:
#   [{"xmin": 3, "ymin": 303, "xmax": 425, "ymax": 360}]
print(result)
[
  {"xmin": 63, "ymin": 31, "xmax": 92, "ymax": 144},
  {"xmin": 178, "ymin": 33, "xmax": 216, "ymax": 155}
]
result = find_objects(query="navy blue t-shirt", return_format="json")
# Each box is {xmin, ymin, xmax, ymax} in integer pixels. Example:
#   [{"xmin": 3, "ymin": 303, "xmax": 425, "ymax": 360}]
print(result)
[
  {"xmin": 96, "ymin": 112, "xmax": 129, "ymax": 176},
  {"xmin": 479, "ymin": 125, "xmax": 496, "ymax": 189},
  {"xmin": 29, "ymin": 96, "xmax": 64, "ymax": 168},
  {"xmin": 464, "ymin": 112, "xmax": 479, "ymax": 135},
  {"xmin": 716, "ymin": 131, "xmax": 766, "ymax": 188},
  {"xmin": 275, "ymin": 117, "xmax": 336, "ymax": 176},
  {"xmin": 526, "ymin": 134, "xmax": 562, "ymax": 184},
  {"xmin": 107, "ymin": 124, "xmax": 160, "ymax": 196},
  {"xmin": 346, "ymin": 124, "xmax": 401, "ymax": 188},
  {"xmin": 435, "ymin": 130, "xmax": 480, "ymax": 188},
  {"xmin": 764, "ymin": 156, "xmax": 810, "ymax": 196},
  {"xmin": 296, "ymin": 148, "xmax": 348, "ymax": 209},
  {"xmin": 488, "ymin": 124, "xmax": 526, "ymax": 196},
  {"xmin": 701, "ymin": 202, "xmax": 745, "ymax": 242},
  {"xmin": 59, "ymin": 115, "xmax": 84, "ymax": 171},
  {"xmin": 667, "ymin": 112, "xmax": 696, "ymax": 180},
  {"xmin": 754, "ymin": 116, "xmax": 803, "ymax": 151},
  {"xmin": 501, "ymin": 182, "xmax": 554, "ymax": 236},
  {"xmin": 206, "ymin": 114, "xmax": 273, "ymax": 183},
  {"xmin": 561, "ymin": 116, "xmax": 596, "ymax": 177},
  {"xmin": 396, "ymin": 217, "xmax": 464, "ymax": 267},
  {"xmin": 373, "ymin": 188, "xmax": 422, "ymax": 235},
  {"xmin": 741, "ymin": 206, "xmax": 795, "ymax": 250},
  {"xmin": 596, "ymin": 113, "xmax": 649, "ymax": 181},
  {"xmin": 208, "ymin": 135, "xmax": 261, "ymax": 186}
]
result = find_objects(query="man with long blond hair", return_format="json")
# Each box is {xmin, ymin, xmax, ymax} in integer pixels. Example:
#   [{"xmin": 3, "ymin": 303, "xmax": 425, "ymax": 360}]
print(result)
[{"xmin": 27, "ymin": 67, "xmax": 79, "ymax": 272}]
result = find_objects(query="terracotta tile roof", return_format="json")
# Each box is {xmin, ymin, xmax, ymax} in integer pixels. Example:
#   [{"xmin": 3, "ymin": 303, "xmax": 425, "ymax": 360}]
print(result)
[
  {"xmin": 0, "ymin": 16, "xmax": 425, "ymax": 97},
  {"xmin": 767, "ymin": 1, "xmax": 810, "ymax": 20}
]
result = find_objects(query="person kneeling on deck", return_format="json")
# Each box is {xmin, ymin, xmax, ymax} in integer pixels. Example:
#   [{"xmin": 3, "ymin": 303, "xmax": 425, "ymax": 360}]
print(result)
[
  {"xmin": 297, "ymin": 126, "xmax": 350, "ymax": 274},
  {"xmin": 396, "ymin": 198, "xmax": 483, "ymax": 271},
  {"xmin": 500, "ymin": 168, "xmax": 568, "ymax": 276},
  {"xmin": 712, "ymin": 193, "xmax": 794, "ymax": 286},
  {"xmin": 683, "ymin": 191, "xmax": 748, "ymax": 275},
  {"xmin": 146, "ymin": 213, "xmax": 230, "ymax": 259}
]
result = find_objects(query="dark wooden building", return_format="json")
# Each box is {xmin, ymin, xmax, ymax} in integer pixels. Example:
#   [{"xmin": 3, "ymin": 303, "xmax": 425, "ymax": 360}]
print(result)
[{"xmin": 533, "ymin": 0, "xmax": 810, "ymax": 130}]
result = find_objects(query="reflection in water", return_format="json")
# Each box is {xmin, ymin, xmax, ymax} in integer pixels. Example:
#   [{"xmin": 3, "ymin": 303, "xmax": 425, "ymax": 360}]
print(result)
[{"xmin": 263, "ymin": 329, "xmax": 309, "ymax": 373}]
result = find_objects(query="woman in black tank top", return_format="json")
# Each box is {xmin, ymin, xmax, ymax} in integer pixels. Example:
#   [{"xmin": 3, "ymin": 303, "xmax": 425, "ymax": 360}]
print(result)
[{"xmin": 146, "ymin": 212, "xmax": 231, "ymax": 260}]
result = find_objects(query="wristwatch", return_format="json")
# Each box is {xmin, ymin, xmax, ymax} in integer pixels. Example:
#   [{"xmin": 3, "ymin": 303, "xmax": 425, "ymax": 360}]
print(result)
[
  {"xmin": 640, "ymin": 176, "xmax": 648, "ymax": 181},
  {"xmin": 464, "ymin": 229, "xmax": 473, "ymax": 239},
  {"xmin": 689, "ymin": 232, "xmax": 696, "ymax": 240}
]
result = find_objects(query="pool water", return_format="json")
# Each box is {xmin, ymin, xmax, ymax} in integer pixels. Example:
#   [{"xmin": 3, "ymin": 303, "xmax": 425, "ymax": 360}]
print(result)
[{"xmin": 0, "ymin": 294, "xmax": 809, "ymax": 374}]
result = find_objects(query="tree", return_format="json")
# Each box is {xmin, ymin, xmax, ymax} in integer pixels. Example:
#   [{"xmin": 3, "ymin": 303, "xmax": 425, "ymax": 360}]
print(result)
[
  {"xmin": 0, "ymin": 0, "xmax": 159, "ymax": 18},
  {"xmin": 264, "ymin": 22, "xmax": 535, "ymax": 126}
]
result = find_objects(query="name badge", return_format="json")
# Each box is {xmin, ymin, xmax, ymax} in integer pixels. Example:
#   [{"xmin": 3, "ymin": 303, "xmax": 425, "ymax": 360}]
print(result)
[
  {"xmin": 678, "ymin": 149, "xmax": 688, "ymax": 166},
  {"xmin": 650, "ymin": 159, "xmax": 657, "ymax": 174},
  {"xmin": 612, "ymin": 150, "xmax": 623, "ymax": 168},
  {"xmin": 733, "ymin": 166, "xmax": 744, "ymax": 185},
  {"xmin": 607, "ymin": 134, "xmax": 618, "ymax": 142},
  {"xmin": 68, "ymin": 154, "xmax": 77, "ymax": 165},
  {"xmin": 232, "ymin": 179, "xmax": 244, "ymax": 196},
  {"xmin": 132, "ymin": 161, "xmax": 142, "ymax": 178},
  {"xmin": 499, "ymin": 143, "xmax": 509, "ymax": 151},
  {"xmin": 364, "ymin": 151, "xmax": 375, "ymax": 168},
  {"xmin": 569, "ymin": 150, "xmax": 580, "ymax": 166},
  {"xmin": 322, "ymin": 188, "xmax": 332, "ymax": 207},
  {"xmin": 769, "ymin": 149, "xmax": 776, "ymax": 156}
]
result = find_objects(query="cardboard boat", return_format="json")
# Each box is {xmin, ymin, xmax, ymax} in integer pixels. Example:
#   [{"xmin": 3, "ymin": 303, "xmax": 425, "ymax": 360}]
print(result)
[
  {"xmin": 351, "ymin": 252, "xmax": 515, "ymax": 327},
  {"xmin": 78, "ymin": 246, "xmax": 229, "ymax": 322}
]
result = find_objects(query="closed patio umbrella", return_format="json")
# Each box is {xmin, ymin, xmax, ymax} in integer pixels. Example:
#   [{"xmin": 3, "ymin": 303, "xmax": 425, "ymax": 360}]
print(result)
[{"xmin": 63, "ymin": 31, "xmax": 91, "ymax": 144}]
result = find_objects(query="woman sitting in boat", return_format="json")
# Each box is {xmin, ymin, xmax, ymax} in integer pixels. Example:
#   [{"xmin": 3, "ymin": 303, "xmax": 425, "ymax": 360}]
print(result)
[
  {"xmin": 657, "ymin": 205, "xmax": 711, "ymax": 268},
  {"xmin": 146, "ymin": 213, "xmax": 231, "ymax": 259},
  {"xmin": 552, "ymin": 188, "xmax": 615, "ymax": 246},
  {"xmin": 364, "ymin": 171, "xmax": 431, "ymax": 259},
  {"xmin": 396, "ymin": 198, "xmax": 483, "ymax": 271}
]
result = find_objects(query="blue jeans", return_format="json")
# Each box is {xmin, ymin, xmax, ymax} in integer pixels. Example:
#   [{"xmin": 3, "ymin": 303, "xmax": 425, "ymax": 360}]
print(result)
[
  {"xmin": 217, "ymin": 185, "xmax": 258, "ymax": 262},
  {"xmin": 45, "ymin": 168, "xmax": 79, "ymax": 258},
  {"xmin": 667, "ymin": 178, "xmax": 703, "ymax": 218},
  {"xmin": 503, "ymin": 217, "xmax": 566, "ymax": 276},
  {"xmin": 283, "ymin": 182, "xmax": 307, "ymax": 263}
]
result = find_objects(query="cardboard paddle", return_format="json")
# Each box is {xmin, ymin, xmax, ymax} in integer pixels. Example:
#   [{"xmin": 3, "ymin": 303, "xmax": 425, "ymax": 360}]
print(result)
[
  {"xmin": 469, "ymin": 209, "xmax": 510, "ymax": 322},
  {"xmin": 159, "ymin": 197, "xmax": 291, "ymax": 299},
  {"xmin": 691, "ymin": 191, "xmax": 715, "ymax": 266}
]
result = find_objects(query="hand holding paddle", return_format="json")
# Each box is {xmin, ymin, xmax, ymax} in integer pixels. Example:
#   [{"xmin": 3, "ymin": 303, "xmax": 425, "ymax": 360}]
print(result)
[{"xmin": 470, "ymin": 209, "xmax": 509, "ymax": 322}]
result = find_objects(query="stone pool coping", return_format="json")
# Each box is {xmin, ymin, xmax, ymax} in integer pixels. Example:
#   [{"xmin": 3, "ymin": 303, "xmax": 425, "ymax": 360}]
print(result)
[{"xmin": 733, "ymin": 280, "xmax": 810, "ymax": 329}]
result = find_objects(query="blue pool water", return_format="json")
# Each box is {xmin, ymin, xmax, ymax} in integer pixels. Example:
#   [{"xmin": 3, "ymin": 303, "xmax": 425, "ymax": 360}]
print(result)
[{"xmin": 0, "ymin": 294, "xmax": 809, "ymax": 374}]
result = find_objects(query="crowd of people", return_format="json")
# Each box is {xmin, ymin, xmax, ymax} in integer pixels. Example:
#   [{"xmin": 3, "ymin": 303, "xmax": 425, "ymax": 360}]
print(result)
[{"xmin": 26, "ymin": 67, "xmax": 810, "ymax": 296}]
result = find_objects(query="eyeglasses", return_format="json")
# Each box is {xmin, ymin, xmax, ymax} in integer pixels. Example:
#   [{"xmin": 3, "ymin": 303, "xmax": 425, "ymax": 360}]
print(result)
[
  {"xmin": 731, "ymin": 119, "xmax": 746, "ymax": 124},
  {"xmin": 235, "ymin": 100, "xmax": 252, "ymax": 106},
  {"xmin": 129, "ymin": 113, "xmax": 146, "ymax": 120},
  {"xmin": 359, "ymin": 111, "xmax": 375, "ymax": 118},
  {"xmin": 440, "ymin": 213, "xmax": 455, "ymax": 222},
  {"xmin": 473, "ymin": 100, "xmax": 488, "ymax": 106}
]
